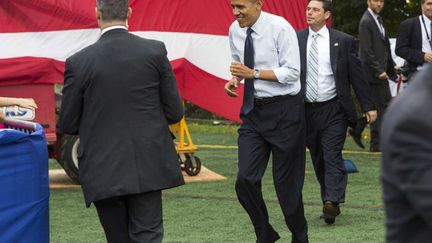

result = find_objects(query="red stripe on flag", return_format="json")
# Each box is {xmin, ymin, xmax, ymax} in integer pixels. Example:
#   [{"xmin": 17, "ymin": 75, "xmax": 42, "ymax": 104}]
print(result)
[
  {"xmin": 0, "ymin": 57, "xmax": 64, "ymax": 85},
  {"xmin": 172, "ymin": 58, "xmax": 242, "ymax": 122},
  {"xmin": 0, "ymin": 57, "xmax": 243, "ymax": 122},
  {"xmin": 0, "ymin": 0, "xmax": 307, "ymax": 34}
]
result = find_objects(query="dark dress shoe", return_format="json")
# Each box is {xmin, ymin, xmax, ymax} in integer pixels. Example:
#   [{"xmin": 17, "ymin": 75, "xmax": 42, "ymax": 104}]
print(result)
[
  {"xmin": 348, "ymin": 117, "xmax": 367, "ymax": 149},
  {"xmin": 322, "ymin": 201, "xmax": 340, "ymax": 225}
]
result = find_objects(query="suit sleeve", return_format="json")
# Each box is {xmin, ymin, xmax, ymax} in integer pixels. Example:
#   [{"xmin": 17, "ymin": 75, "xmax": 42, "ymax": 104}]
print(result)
[
  {"xmin": 395, "ymin": 19, "xmax": 425, "ymax": 66},
  {"xmin": 359, "ymin": 19, "xmax": 385, "ymax": 77},
  {"xmin": 58, "ymin": 58, "xmax": 83, "ymax": 135},
  {"xmin": 347, "ymin": 37, "xmax": 375, "ymax": 112},
  {"xmin": 390, "ymin": 116, "xmax": 432, "ymax": 227},
  {"xmin": 158, "ymin": 43, "xmax": 184, "ymax": 124}
]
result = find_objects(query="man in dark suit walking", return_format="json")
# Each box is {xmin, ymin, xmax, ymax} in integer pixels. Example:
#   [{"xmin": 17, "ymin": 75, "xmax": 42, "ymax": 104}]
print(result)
[
  {"xmin": 358, "ymin": 0, "xmax": 396, "ymax": 152},
  {"xmin": 58, "ymin": 0, "xmax": 184, "ymax": 242},
  {"xmin": 297, "ymin": 0, "xmax": 376, "ymax": 224},
  {"xmin": 396, "ymin": 0, "xmax": 432, "ymax": 77},
  {"xmin": 381, "ymin": 63, "xmax": 432, "ymax": 242}
]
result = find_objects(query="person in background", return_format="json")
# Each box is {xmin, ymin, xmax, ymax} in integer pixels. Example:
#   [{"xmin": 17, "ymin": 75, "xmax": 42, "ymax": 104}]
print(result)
[
  {"xmin": 381, "ymin": 63, "xmax": 432, "ymax": 242},
  {"xmin": 297, "ymin": 0, "xmax": 376, "ymax": 224},
  {"xmin": 225, "ymin": 0, "xmax": 308, "ymax": 242},
  {"xmin": 58, "ymin": 0, "xmax": 184, "ymax": 242},
  {"xmin": 358, "ymin": 0, "xmax": 397, "ymax": 152},
  {"xmin": 396, "ymin": 0, "xmax": 432, "ymax": 78},
  {"xmin": 0, "ymin": 97, "xmax": 38, "ymax": 123}
]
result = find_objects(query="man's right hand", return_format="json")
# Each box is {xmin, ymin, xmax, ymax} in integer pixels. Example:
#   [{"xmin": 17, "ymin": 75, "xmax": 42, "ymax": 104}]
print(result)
[
  {"xmin": 365, "ymin": 110, "xmax": 377, "ymax": 124},
  {"xmin": 424, "ymin": 52, "xmax": 432, "ymax": 63},
  {"xmin": 378, "ymin": 72, "xmax": 388, "ymax": 80},
  {"xmin": 224, "ymin": 77, "xmax": 240, "ymax": 97}
]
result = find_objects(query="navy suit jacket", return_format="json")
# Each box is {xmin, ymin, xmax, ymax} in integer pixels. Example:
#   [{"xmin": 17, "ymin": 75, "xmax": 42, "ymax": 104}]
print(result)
[
  {"xmin": 297, "ymin": 28, "xmax": 375, "ymax": 126},
  {"xmin": 396, "ymin": 16, "xmax": 426, "ymax": 71},
  {"xmin": 59, "ymin": 29, "xmax": 185, "ymax": 206}
]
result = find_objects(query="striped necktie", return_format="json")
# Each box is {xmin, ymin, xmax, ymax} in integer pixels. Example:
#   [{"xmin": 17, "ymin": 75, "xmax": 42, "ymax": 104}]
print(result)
[{"xmin": 306, "ymin": 34, "xmax": 319, "ymax": 102}]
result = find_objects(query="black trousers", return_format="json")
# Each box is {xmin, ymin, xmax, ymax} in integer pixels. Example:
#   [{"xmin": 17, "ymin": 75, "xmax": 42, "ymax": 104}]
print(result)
[
  {"xmin": 93, "ymin": 190, "xmax": 163, "ymax": 243},
  {"xmin": 236, "ymin": 94, "xmax": 308, "ymax": 243},
  {"xmin": 369, "ymin": 82, "xmax": 392, "ymax": 149},
  {"xmin": 306, "ymin": 100, "xmax": 347, "ymax": 203}
]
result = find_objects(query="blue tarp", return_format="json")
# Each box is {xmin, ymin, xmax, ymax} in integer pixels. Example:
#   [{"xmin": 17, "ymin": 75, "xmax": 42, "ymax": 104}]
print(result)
[{"xmin": 0, "ymin": 124, "xmax": 49, "ymax": 243}]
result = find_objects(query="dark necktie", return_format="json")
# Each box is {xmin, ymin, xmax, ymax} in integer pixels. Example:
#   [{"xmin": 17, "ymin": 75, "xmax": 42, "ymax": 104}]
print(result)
[
  {"xmin": 377, "ymin": 16, "xmax": 385, "ymax": 38},
  {"xmin": 241, "ymin": 27, "xmax": 255, "ymax": 116}
]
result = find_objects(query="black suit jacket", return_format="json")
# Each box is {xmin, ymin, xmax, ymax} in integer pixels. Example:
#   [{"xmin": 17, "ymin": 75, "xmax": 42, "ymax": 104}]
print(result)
[
  {"xmin": 395, "ymin": 16, "xmax": 425, "ymax": 71},
  {"xmin": 359, "ymin": 10, "xmax": 395, "ymax": 84},
  {"xmin": 59, "ymin": 29, "xmax": 185, "ymax": 206},
  {"xmin": 297, "ymin": 28, "xmax": 375, "ymax": 125},
  {"xmin": 381, "ymin": 63, "xmax": 432, "ymax": 242}
]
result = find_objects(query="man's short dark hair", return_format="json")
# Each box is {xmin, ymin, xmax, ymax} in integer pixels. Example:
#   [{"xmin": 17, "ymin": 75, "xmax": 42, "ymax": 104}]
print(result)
[
  {"xmin": 422, "ymin": 0, "xmax": 426, "ymax": 4},
  {"xmin": 308, "ymin": 0, "xmax": 333, "ymax": 12},
  {"xmin": 96, "ymin": 0, "xmax": 129, "ymax": 22}
]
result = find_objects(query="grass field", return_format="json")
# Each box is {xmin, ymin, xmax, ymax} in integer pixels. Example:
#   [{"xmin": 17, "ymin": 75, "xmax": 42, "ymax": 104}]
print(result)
[{"xmin": 50, "ymin": 122, "xmax": 385, "ymax": 243}]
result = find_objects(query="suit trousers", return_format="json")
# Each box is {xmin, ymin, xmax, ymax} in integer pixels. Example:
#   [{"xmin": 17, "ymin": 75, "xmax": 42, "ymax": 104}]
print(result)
[
  {"xmin": 93, "ymin": 190, "xmax": 163, "ymax": 243},
  {"xmin": 236, "ymin": 94, "xmax": 308, "ymax": 243},
  {"xmin": 369, "ymin": 82, "xmax": 392, "ymax": 149},
  {"xmin": 306, "ymin": 99, "xmax": 348, "ymax": 203}
]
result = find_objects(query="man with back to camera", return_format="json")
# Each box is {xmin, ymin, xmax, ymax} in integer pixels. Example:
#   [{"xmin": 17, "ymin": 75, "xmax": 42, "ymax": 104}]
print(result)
[
  {"xmin": 58, "ymin": 0, "xmax": 184, "ymax": 242},
  {"xmin": 396, "ymin": 0, "xmax": 432, "ymax": 78},
  {"xmin": 381, "ymin": 63, "xmax": 432, "ymax": 242},
  {"xmin": 297, "ymin": 0, "xmax": 377, "ymax": 224},
  {"xmin": 358, "ymin": 0, "xmax": 396, "ymax": 152},
  {"xmin": 224, "ymin": 0, "xmax": 308, "ymax": 242}
]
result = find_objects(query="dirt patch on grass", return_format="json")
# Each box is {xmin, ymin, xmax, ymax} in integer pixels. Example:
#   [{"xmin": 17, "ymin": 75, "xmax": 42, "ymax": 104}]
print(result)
[{"xmin": 49, "ymin": 167, "xmax": 226, "ymax": 189}]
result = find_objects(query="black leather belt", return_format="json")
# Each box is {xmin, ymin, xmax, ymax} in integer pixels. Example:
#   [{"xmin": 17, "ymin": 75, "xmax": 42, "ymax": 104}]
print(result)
[
  {"xmin": 254, "ymin": 94, "xmax": 297, "ymax": 106},
  {"xmin": 305, "ymin": 97, "xmax": 338, "ymax": 107}
]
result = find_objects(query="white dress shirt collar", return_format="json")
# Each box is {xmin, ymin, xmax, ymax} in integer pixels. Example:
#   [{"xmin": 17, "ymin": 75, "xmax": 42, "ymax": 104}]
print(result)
[
  {"xmin": 367, "ymin": 8, "xmax": 379, "ymax": 19},
  {"xmin": 249, "ymin": 12, "xmax": 265, "ymax": 35},
  {"xmin": 101, "ymin": 25, "xmax": 128, "ymax": 36},
  {"xmin": 308, "ymin": 25, "xmax": 329, "ymax": 39},
  {"xmin": 422, "ymin": 14, "xmax": 432, "ymax": 26},
  {"xmin": 367, "ymin": 8, "xmax": 385, "ymax": 36}
]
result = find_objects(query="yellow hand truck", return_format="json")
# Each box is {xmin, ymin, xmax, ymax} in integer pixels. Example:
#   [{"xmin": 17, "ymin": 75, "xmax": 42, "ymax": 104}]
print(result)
[{"xmin": 169, "ymin": 117, "xmax": 201, "ymax": 176}]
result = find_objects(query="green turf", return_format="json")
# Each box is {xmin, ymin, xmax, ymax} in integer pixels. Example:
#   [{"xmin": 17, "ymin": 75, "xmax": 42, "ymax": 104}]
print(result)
[{"xmin": 50, "ymin": 123, "xmax": 385, "ymax": 243}]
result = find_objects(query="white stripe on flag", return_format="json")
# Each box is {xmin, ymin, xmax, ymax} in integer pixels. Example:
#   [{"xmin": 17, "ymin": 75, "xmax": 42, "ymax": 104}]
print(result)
[{"xmin": 0, "ymin": 30, "xmax": 232, "ymax": 80}]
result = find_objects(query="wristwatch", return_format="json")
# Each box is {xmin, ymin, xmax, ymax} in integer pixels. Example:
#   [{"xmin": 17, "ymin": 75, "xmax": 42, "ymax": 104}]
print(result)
[{"xmin": 253, "ymin": 69, "xmax": 260, "ymax": 79}]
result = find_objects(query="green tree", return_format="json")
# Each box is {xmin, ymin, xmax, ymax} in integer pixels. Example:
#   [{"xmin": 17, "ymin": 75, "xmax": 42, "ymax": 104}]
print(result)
[{"xmin": 332, "ymin": 0, "xmax": 422, "ymax": 38}]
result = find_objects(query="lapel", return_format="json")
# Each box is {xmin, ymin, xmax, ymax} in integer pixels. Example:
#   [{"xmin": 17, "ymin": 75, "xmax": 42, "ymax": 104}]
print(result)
[
  {"xmin": 329, "ymin": 28, "xmax": 339, "ymax": 75},
  {"xmin": 415, "ymin": 17, "xmax": 423, "ymax": 49},
  {"xmin": 366, "ymin": 10, "xmax": 386, "ymax": 42}
]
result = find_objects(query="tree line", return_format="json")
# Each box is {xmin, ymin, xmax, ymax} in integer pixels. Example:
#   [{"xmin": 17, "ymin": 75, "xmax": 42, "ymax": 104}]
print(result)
[{"xmin": 333, "ymin": 0, "xmax": 421, "ymax": 37}]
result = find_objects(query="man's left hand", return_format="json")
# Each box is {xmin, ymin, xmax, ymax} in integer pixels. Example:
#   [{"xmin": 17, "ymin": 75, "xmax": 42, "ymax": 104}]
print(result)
[
  {"xmin": 365, "ymin": 110, "xmax": 377, "ymax": 124},
  {"xmin": 230, "ymin": 62, "xmax": 254, "ymax": 79}
]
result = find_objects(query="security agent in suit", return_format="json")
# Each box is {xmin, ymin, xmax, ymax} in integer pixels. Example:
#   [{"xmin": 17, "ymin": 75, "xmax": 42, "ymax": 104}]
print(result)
[
  {"xmin": 297, "ymin": 0, "xmax": 377, "ymax": 224},
  {"xmin": 381, "ymin": 63, "xmax": 432, "ymax": 243},
  {"xmin": 58, "ymin": 0, "xmax": 184, "ymax": 242},
  {"xmin": 395, "ymin": 0, "xmax": 432, "ymax": 75},
  {"xmin": 225, "ymin": 0, "xmax": 308, "ymax": 242},
  {"xmin": 359, "ymin": 0, "xmax": 396, "ymax": 152}
]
